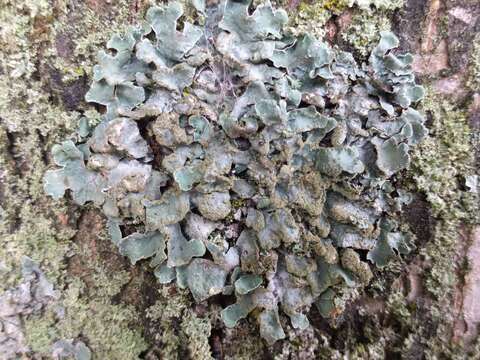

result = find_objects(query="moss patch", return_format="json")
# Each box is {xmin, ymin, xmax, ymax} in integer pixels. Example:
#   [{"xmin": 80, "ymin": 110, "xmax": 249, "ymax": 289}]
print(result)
[
  {"xmin": 467, "ymin": 35, "xmax": 480, "ymax": 93},
  {"xmin": 24, "ymin": 277, "xmax": 148, "ymax": 358},
  {"xmin": 341, "ymin": 10, "xmax": 392, "ymax": 56}
]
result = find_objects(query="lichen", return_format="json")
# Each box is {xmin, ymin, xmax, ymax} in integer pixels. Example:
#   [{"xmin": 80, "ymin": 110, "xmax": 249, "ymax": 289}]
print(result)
[
  {"xmin": 413, "ymin": 89, "xmax": 478, "ymax": 297},
  {"xmin": 54, "ymin": 221, "xmax": 148, "ymax": 357},
  {"xmin": 2, "ymin": 0, "xmax": 477, "ymax": 357},
  {"xmin": 364, "ymin": 87, "xmax": 479, "ymax": 358},
  {"xmin": 43, "ymin": 0, "xmax": 427, "ymax": 345},
  {"xmin": 286, "ymin": 2, "xmax": 334, "ymax": 39},
  {"xmin": 0, "ymin": 258, "xmax": 59, "ymax": 357},
  {"xmin": 0, "ymin": 2, "xmax": 153, "ymax": 358},
  {"xmin": 0, "ymin": 0, "xmax": 78, "ymax": 289},
  {"xmin": 285, "ymin": 0, "xmax": 401, "ymax": 43},
  {"xmin": 352, "ymin": 0, "xmax": 403, "ymax": 11},
  {"xmin": 181, "ymin": 313, "xmax": 213, "ymax": 360},
  {"xmin": 467, "ymin": 34, "xmax": 480, "ymax": 93},
  {"xmin": 341, "ymin": 10, "xmax": 392, "ymax": 57},
  {"xmin": 145, "ymin": 286, "xmax": 212, "ymax": 359},
  {"xmin": 24, "ymin": 269, "xmax": 147, "ymax": 358},
  {"xmin": 17, "ymin": 215, "xmax": 147, "ymax": 358}
]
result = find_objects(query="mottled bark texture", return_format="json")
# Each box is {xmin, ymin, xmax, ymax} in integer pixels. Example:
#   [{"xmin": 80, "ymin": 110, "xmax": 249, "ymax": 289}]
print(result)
[{"xmin": 0, "ymin": 0, "xmax": 478, "ymax": 358}]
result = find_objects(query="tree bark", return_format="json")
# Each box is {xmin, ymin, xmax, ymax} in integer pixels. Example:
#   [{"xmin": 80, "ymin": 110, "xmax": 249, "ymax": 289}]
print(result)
[{"xmin": 0, "ymin": 0, "xmax": 478, "ymax": 358}]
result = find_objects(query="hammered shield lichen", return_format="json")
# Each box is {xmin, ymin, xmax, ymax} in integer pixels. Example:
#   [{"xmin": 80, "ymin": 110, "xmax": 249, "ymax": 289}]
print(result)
[{"xmin": 44, "ymin": 0, "xmax": 426, "ymax": 344}]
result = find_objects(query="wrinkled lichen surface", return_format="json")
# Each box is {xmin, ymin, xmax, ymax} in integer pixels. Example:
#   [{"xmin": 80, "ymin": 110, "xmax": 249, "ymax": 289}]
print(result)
[{"xmin": 44, "ymin": 0, "xmax": 426, "ymax": 344}]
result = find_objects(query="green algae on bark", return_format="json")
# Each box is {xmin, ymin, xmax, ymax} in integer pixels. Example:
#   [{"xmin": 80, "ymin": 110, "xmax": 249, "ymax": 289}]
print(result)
[{"xmin": 2, "ymin": 0, "xmax": 479, "ymax": 358}]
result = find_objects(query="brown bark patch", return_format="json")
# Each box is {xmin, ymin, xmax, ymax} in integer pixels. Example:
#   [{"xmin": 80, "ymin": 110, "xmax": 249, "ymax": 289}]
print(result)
[
  {"xmin": 421, "ymin": 0, "xmax": 443, "ymax": 54},
  {"xmin": 67, "ymin": 210, "xmax": 128, "ymax": 290},
  {"xmin": 456, "ymin": 227, "xmax": 480, "ymax": 343},
  {"xmin": 412, "ymin": 40, "xmax": 449, "ymax": 75},
  {"xmin": 433, "ymin": 72, "xmax": 468, "ymax": 98}
]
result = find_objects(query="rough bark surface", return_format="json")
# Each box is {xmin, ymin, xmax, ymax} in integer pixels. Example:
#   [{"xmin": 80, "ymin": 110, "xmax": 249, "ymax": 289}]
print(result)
[{"xmin": 0, "ymin": 0, "xmax": 479, "ymax": 358}]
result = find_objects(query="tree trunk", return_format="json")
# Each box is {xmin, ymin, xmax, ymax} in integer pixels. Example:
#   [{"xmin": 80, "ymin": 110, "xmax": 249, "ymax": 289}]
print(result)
[{"xmin": 0, "ymin": 0, "xmax": 478, "ymax": 358}]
